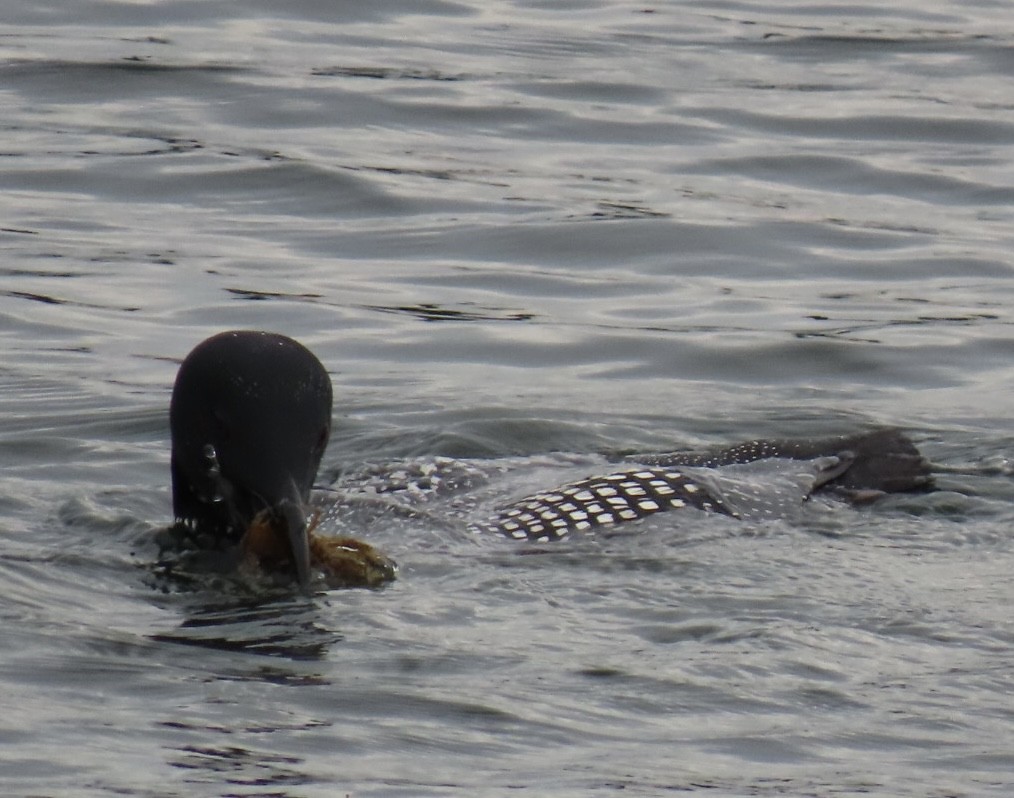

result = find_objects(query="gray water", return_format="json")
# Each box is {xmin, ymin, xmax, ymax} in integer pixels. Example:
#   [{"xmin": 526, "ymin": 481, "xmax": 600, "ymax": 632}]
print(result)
[{"xmin": 2, "ymin": 1, "xmax": 1014, "ymax": 795}]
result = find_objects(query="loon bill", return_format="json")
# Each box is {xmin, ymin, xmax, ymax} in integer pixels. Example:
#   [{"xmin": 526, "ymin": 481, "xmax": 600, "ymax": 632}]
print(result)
[{"xmin": 168, "ymin": 331, "xmax": 933, "ymax": 586}]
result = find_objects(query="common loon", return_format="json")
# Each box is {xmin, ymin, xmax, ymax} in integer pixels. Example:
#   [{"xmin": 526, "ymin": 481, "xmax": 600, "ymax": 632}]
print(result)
[{"xmin": 169, "ymin": 331, "xmax": 933, "ymax": 588}]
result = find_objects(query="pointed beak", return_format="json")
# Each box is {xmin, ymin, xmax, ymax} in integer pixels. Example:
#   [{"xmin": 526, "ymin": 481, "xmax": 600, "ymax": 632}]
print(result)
[
  {"xmin": 275, "ymin": 498, "xmax": 312, "ymax": 593},
  {"xmin": 222, "ymin": 464, "xmax": 317, "ymax": 593}
]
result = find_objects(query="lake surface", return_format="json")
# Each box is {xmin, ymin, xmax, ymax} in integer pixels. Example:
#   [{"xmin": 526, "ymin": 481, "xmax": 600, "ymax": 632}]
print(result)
[{"xmin": 2, "ymin": 1, "xmax": 1014, "ymax": 796}]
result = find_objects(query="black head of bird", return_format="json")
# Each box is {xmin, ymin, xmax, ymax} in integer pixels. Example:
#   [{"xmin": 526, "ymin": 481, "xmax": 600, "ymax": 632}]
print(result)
[{"xmin": 169, "ymin": 330, "xmax": 333, "ymax": 591}]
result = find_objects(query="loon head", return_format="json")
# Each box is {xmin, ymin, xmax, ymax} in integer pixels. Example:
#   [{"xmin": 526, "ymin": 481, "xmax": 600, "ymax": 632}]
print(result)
[{"xmin": 169, "ymin": 330, "xmax": 333, "ymax": 591}]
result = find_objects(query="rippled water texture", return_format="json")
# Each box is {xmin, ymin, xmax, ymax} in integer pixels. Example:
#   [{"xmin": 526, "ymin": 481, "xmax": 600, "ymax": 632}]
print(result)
[{"xmin": 2, "ymin": 1, "xmax": 1014, "ymax": 796}]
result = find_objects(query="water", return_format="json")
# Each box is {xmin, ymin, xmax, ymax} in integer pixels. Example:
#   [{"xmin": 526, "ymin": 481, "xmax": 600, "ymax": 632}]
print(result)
[{"xmin": 2, "ymin": 0, "xmax": 1013, "ymax": 795}]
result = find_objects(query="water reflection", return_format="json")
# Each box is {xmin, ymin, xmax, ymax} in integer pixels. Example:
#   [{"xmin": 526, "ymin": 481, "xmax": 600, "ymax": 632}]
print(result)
[
  {"xmin": 167, "ymin": 742, "xmax": 312, "ymax": 791},
  {"xmin": 363, "ymin": 302, "xmax": 535, "ymax": 323},
  {"xmin": 150, "ymin": 599, "xmax": 340, "ymax": 663}
]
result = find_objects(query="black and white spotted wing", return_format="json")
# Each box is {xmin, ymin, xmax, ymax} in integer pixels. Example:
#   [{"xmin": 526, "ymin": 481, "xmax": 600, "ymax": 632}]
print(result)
[{"xmin": 477, "ymin": 467, "xmax": 738, "ymax": 542}]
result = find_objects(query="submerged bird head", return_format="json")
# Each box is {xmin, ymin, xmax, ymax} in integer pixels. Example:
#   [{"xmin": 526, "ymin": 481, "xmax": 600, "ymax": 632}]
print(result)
[{"xmin": 169, "ymin": 330, "xmax": 333, "ymax": 590}]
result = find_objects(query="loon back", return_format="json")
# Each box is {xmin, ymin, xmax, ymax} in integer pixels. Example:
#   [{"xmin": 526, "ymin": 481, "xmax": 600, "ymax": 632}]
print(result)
[{"xmin": 480, "ymin": 429, "xmax": 931, "ymax": 541}]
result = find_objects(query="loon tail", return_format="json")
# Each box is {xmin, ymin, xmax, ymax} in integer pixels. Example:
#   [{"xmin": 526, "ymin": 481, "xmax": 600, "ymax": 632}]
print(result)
[
  {"xmin": 631, "ymin": 428, "xmax": 933, "ymax": 496},
  {"xmin": 808, "ymin": 429, "xmax": 933, "ymax": 495}
]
